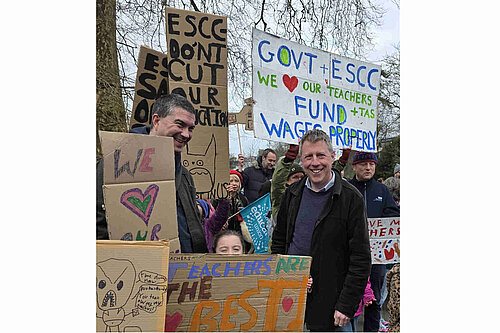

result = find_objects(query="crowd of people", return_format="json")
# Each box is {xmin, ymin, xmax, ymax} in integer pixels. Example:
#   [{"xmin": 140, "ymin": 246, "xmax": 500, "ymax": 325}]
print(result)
[{"xmin": 96, "ymin": 94, "xmax": 400, "ymax": 332}]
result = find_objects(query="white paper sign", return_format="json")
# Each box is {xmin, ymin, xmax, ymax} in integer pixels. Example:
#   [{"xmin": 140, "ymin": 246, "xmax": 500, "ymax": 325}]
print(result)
[
  {"xmin": 368, "ymin": 217, "xmax": 400, "ymax": 264},
  {"xmin": 252, "ymin": 28, "xmax": 381, "ymax": 151}
]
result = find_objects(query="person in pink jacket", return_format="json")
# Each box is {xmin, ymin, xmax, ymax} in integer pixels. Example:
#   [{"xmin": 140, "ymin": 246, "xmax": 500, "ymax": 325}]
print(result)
[
  {"xmin": 307, "ymin": 277, "xmax": 375, "ymax": 331},
  {"xmin": 351, "ymin": 278, "xmax": 376, "ymax": 331}
]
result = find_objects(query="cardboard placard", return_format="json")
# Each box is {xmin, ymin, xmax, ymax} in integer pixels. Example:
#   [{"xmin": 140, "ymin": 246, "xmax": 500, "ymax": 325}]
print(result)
[
  {"xmin": 252, "ymin": 28, "xmax": 381, "ymax": 151},
  {"xmin": 166, "ymin": 7, "xmax": 230, "ymax": 200},
  {"xmin": 100, "ymin": 131, "xmax": 174, "ymax": 184},
  {"xmin": 130, "ymin": 46, "xmax": 169, "ymax": 130},
  {"xmin": 100, "ymin": 131, "xmax": 179, "ymax": 251},
  {"xmin": 96, "ymin": 240, "xmax": 170, "ymax": 332},
  {"xmin": 368, "ymin": 217, "xmax": 400, "ymax": 264},
  {"xmin": 228, "ymin": 97, "xmax": 254, "ymax": 130},
  {"xmin": 103, "ymin": 180, "xmax": 177, "ymax": 242},
  {"xmin": 165, "ymin": 254, "xmax": 311, "ymax": 332}
]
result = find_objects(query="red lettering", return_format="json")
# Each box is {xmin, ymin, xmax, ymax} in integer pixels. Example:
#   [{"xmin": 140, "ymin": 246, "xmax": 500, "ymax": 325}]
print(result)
[
  {"xmin": 379, "ymin": 228, "xmax": 386, "ymax": 237},
  {"xmin": 139, "ymin": 147, "xmax": 155, "ymax": 172}
]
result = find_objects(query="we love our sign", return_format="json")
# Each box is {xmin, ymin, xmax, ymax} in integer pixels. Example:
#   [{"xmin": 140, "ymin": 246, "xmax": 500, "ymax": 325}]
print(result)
[
  {"xmin": 251, "ymin": 28, "xmax": 381, "ymax": 151},
  {"xmin": 100, "ymin": 131, "xmax": 179, "ymax": 246}
]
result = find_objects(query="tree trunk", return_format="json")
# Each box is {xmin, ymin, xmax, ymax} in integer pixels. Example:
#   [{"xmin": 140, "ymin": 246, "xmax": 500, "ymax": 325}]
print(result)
[{"xmin": 96, "ymin": 0, "xmax": 126, "ymax": 158}]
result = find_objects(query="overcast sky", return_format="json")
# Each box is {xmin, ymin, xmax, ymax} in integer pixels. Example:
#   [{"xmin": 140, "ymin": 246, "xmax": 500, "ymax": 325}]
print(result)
[{"xmin": 229, "ymin": 0, "xmax": 400, "ymax": 157}]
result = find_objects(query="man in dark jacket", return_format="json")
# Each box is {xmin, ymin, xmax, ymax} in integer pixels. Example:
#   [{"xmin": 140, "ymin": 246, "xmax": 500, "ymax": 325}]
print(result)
[
  {"xmin": 96, "ymin": 93, "xmax": 208, "ymax": 253},
  {"xmin": 271, "ymin": 129, "xmax": 371, "ymax": 332},
  {"xmin": 241, "ymin": 148, "xmax": 276, "ymax": 203},
  {"xmin": 348, "ymin": 151, "xmax": 400, "ymax": 332}
]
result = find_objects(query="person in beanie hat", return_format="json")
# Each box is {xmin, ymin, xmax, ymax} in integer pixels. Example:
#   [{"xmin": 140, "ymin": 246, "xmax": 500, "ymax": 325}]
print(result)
[
  {"xmin": 394, "ymin": 163, "xmax": 400, "ymax": 179},
  {"xmin": 287, "ymin": 163, "xmax": 304, "ymax": 185},
  {"xmin": 230, "ymin": 169, "xmax": 243, "ymax": 183},
  {"xmin": 384, "ymin": 163, "xmax": 400, "ymax": 205},
  {"xmin": 348, "ymin": 152, "xmax": 399, "ymax": 332}
]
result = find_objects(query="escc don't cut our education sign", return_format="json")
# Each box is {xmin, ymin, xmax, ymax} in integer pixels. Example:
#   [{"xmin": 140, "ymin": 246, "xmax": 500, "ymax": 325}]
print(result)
[{"xmin": 252, "ymin": 28, "xmax": 381, "ymax": 152}]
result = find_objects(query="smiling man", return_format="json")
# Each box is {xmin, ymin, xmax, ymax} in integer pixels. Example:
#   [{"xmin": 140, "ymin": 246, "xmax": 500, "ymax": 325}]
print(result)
[
  {"xmin": 271, "ymin": 129, "xmax": 371, "ymax": 332},
  {"xmin": 97, "ymin": 94, "xmax": 208, "ymax": 253}
]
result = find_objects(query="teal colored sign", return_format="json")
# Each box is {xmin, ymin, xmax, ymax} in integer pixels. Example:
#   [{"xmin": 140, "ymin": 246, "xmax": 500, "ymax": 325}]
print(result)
[{"xmin": 239, "ymin": 193, "xmax": 271, "ymax": 253}]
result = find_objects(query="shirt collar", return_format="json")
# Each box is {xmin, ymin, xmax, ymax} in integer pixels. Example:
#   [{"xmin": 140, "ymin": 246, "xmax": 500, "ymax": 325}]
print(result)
[{"xmin": 305, "ymin": 170, "xmax": 335, "ymax": 192}]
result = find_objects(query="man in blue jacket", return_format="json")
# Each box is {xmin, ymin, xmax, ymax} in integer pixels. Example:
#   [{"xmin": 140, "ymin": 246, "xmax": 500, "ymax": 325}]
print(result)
[
  {"xmin": 97, "ymin": 93, "xmax": 208, "ymax": 253},
  {"xmin": 348, "ymin": 152, "xmax": 400, "ymax": 332}
]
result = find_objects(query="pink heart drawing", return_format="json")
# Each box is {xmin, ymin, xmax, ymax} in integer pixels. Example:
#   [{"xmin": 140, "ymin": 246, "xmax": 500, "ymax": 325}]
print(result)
[
  {"xmin": 282, "ymin": 74, "xmax": 298, "ymax": 92},
  {"xmin": 120, "ymin": 184, "xmax": 159, "ymax": 226},
  {"xmin": 165, "ymin": 312, "xmax": 183, "ymax": 332},
  {"xmin": 282, "ymin": 296, "xmax": 293, "ymax": 312}
]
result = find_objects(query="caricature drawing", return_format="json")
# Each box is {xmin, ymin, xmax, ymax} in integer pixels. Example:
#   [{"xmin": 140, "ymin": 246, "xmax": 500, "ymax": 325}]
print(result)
[
  {"xmin": 184, "ymin": 134, "xmax": 216, "ymax": 195},
  {"xmin": 96, "ymin": 258, "xmax": 140, "ymax": 332}
]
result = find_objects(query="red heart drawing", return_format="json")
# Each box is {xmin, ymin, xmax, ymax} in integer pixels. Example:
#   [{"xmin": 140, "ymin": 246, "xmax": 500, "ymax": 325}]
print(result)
[
  {"xmin": 282, "ymin": 297, "xmax": 293, "ymax": 312},
  {"xmin": 120, "ymin": 184, "xmax": 159, "ymax": 226},
  {"xmin": 282, "ymin": 75, "xmax": 298, "ymax": 92},
  {"xmin": 384, "ymin": 248, "xmax": 395, "ymax": 260},
  {"xmin": 165, "ymin": 312, "xmax": 183, "ymax": 332}
]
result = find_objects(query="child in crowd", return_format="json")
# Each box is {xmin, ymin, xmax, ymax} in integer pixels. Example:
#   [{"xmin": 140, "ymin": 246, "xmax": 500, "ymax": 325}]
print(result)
[
  {"xmin": 215, "ymin": 170, "xmax": 253, "ymax": 252},
  {"xmin": 196, "ymin": 198, "xmax": 230, "ymax": 253},
  {"xmin": 213, "ymin": 229, "xmax": 246, "ymax": 254}
]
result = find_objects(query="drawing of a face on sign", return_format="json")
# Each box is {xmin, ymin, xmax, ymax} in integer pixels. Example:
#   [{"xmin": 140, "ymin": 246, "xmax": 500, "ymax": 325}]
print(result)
[
  {"xmin": 183, "ymin": 134, "xmax": 216, "ymax": 195},
  {"xmin": 96, "ymin": 259, "xmax": 136, "ymax": 330}
]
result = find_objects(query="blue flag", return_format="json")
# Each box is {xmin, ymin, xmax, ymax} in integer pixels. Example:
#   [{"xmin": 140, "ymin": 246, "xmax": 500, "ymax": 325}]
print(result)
[{"xmin": 239, "ymin": 193, "xmax": 271, "ymax": 253}]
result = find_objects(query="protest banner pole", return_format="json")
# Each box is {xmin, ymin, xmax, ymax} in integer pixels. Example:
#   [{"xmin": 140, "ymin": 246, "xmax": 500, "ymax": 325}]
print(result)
[{"xmin": 236, "ymin": 123, "xmax": 243, "ymax": 154}]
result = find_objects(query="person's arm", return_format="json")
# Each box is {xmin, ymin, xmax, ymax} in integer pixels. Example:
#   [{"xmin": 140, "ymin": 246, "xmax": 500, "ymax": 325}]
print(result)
[
  {"xmin": 334, "ymin": 191, "xmax": 372, "ymax": 318},
  {"xmin": 382, "ymin": 185, "xmax": 400, "ymax": 217},
  {"xmin": 270, "ymin": 156, "xmax": 292, "ymax": 218},
  {"xmin": 96, "ymin": 159, "xmax": 109, "ymax": 240},
  {"xmin": 206, "ymin": 199, "xmax": 231, "ymax": 235},
  {"xmin": 270, "ymin": 188, "xmax": 290, "ymax": 254},
  {"xmin": 237, "ymin": 154, "xmax": 245, "ymax": 172},
  {"xmin": 333, "ymin": 147, "xmax": 351, "ymax": 172}
]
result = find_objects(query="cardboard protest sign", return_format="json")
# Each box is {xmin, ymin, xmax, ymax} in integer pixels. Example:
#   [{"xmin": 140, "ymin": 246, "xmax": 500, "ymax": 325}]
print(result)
[
  {"xmin": 96, "ymin": 240, "xmax": 170, "ymax": 332},
  {"xmin": 239, "ymin": 193, "xmax": 272, "ymax": 254},
  {"xmin": 368, "ymin": 217, "xmax": 400, "ymax": 264},
  {"xmin": 166, "ymin": 7, "xmax": 230, "ymax": 200},
  {"xmin": 252, "ymin": 28, "xmax": 381, "ymax": 151},
  {"xmin": 99, "ymin": 131, "xmax": 180, "ymax": 252},
  {"xmin": 130, "ymin": 46, "xmax": 169, "ymax": 130},
  {"xmin": 165, "ymin": 253, "xmax": 311, "ymax": 332},
  {"xmin": 228, "ymin": 97, "xmax": 254, "ymax": 130}
]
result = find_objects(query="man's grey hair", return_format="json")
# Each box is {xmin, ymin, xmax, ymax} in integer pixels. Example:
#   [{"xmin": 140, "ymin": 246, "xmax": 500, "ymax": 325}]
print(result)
[
  {"xmin": 151, "ymin": 93, "xmax": 196, "ymax": 118},
  {"xmin": 299, "ymin": 129, "xmax": 334, "ymax": 156}
]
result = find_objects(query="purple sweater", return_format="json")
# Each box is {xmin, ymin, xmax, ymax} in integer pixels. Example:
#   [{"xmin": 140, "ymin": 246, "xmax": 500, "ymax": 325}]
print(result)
[{"xmin": 202, "ymin": 199, "xmax": 230, "ymax": 252}]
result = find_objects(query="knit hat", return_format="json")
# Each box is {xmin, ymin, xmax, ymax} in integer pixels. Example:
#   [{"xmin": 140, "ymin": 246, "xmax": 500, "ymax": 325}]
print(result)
[
  {"xmin": 287, "ymin": 163, "xmax": 304, "ymax": 180},
  {"xmin": 352, "ymin": 152, "xmax": 378, "ymax": 165},
  {"xmin": 394, "ymin": 163, "xmax": 400, "ymax": 174},
  {"xmin": 230, "ymin": 169, "xmax": 243, "ymax": 182},
  {"xmin": 196, "ymin": 199, "xmax": 210, "ymax": 219}
]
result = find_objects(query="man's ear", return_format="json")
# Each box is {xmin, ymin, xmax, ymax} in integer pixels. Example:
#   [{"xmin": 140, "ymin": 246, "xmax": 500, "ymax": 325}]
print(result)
[{"xmin": 151, "ymin": 114, "xmax": 160, "ymax": 129}]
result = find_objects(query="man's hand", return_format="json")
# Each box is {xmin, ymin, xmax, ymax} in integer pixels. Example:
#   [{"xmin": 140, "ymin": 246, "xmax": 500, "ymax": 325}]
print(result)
[
  {"xmin": 285, "ymin": 144, "xmax": 299, "ymax": 161},
  {"xmin": 338, "ymin": 145, "xmax": 352, "ymax": 165},
  {"xmin": 237, "ymin": 154, "xmax": 245, "ymax": 170},
  {"xmin": 334, "ymin": 310, "xmax": 350, "ymax": 327}
]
